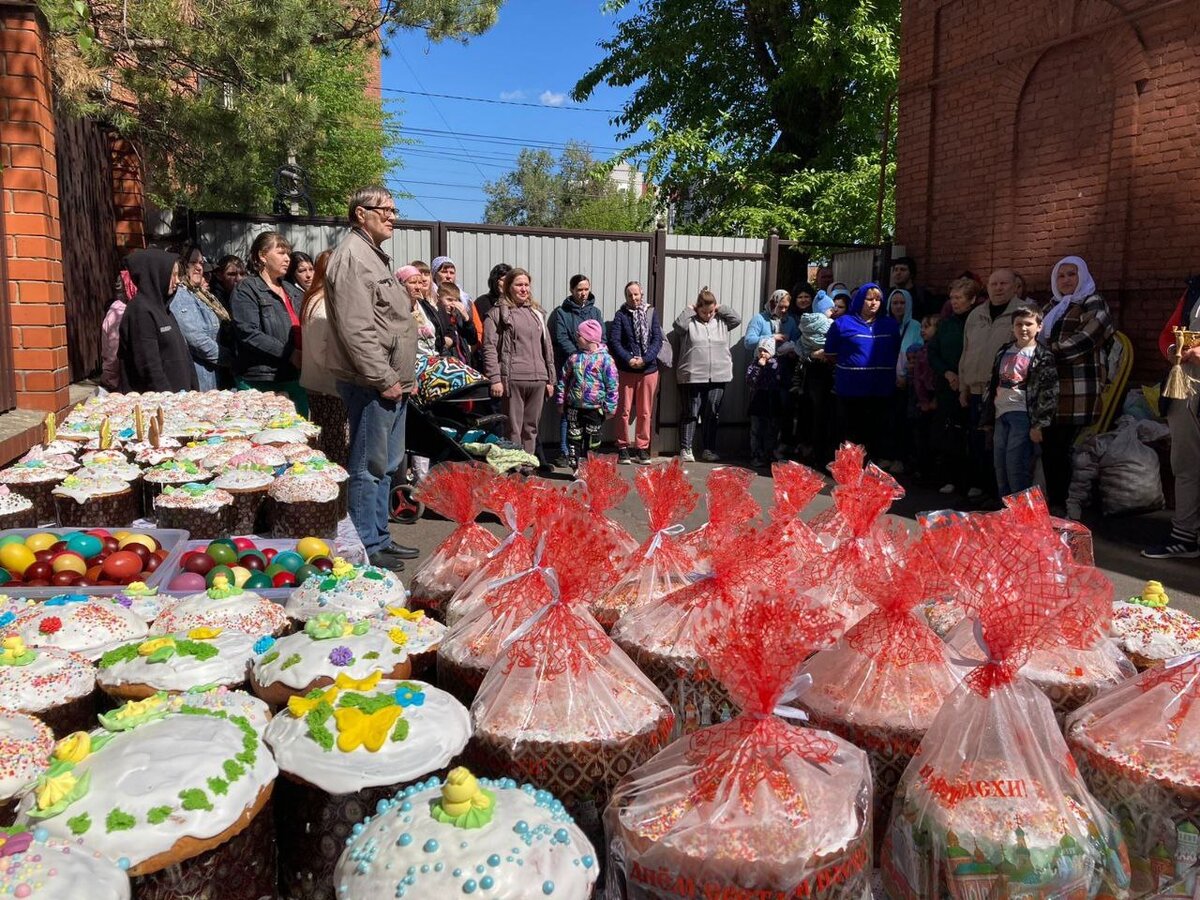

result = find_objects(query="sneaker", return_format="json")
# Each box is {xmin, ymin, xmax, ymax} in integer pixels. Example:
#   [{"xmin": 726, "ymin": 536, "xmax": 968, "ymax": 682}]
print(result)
[
  {"xmin": 680, "ymin": 448, "xmax": 695, "ymax": 462},
  {"xmin": 1142, "ymin": 541, "xmax": 1200, "ymax": 560},
  {"xmin": 939, "ymin": 483, "xmax": 956, "ymax": 495},
  {"xmin": 701, "ymin": 449, "xmax": 720, "ymax": 462},
  {"xmin": 967, "ymin": 487, "xmax": 984, "ymax": 500},
  {"xmin": 635, "ymin": 448, "xmax": 651, "ymax": 464},
  {"xmin": 617, "ymin": 448, "xmax": 632, "ymax": 465},
  {"xmin": 553, "ymin": 455, "xmax": 571, "ymax": 469}
]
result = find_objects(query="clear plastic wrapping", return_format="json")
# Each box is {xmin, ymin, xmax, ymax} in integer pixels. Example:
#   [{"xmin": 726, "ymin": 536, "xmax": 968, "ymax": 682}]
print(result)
[
  {"xmin": 678, "ymin": 466, "xmax": 761, "ymax": 561},
  {"xmin": 572, "ymin": 454, "xmax": 639, "ymax": 556}
]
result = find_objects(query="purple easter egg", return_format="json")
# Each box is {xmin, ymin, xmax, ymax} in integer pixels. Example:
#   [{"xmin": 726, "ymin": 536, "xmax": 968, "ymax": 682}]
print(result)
[{"xmin": 168, "ymin": 572, "xmax": 208, "ymax": 592}]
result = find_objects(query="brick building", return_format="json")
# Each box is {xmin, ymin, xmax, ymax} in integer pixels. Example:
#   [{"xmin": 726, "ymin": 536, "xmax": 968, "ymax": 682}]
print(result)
[{"xmin": 896, "ymin": 0, "xmax": 1200, "ymax": 380}]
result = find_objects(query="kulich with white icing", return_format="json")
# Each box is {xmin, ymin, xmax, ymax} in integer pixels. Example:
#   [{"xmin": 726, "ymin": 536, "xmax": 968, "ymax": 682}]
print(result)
[
  {"xmin": 268, "ymin": 470, "xmax": 338, "ymax": 504},
  {"xmin": 369, "ymin": 607, "xmax": 446, "ymax": 659},
  {"xmin": 50, "ymin": 475, "xmax": 133, "ymax": 505},
  {"xmin": 263, "ymin": 673, "xmax": 470, "ymax": 795},
  {"xmin": 0, "ymin": 826, "xmax": 130, "ymax": 900},
  {"xmin": 151, "ymin": 580, "xmax": 289, "ymax": 636},
  {"xmin": 284, "ymin": 560, "xmax": 405, "ymax": 622},
  {"xmin": 334, "ymin": 771, "xmax": 598, "ymax": 899},
  {"xmin": 11, "ymin": 597, "xmax": 148, "ymax": 662},
  {"xmin": 0, "ymin": 640, "xmax": 95, "ymax": 715},
  {"xmin": 14, "ymin": 696, "xmax": 278, "ymax": 875},
  {"xmin": 97, "ymin": 629, "xmax": 259, "ymax": 695},
  {"xmin": 164, "ymin": 686, "xmax": 272, "ymax": 735},
  {"xmin": 0, "ymin": 462, "xmax": 69, "ymax": 485},
  {"xmin": 252, "ymin": 614, "xmax": 413, "ymax": 695},
  {"xmin": 0, "ymin": 710, "xmax": 53, "ymax": 804},
  {"xmin": 77, "ymin": 461, "xmax": 142, "ymax": 483},
  {"xmin": 210, "ymin": 469, "xmax": 274, "ymax": 492},
  {"xmin": 153, "ymin": 483, "xmax": 233, "ymax": 511},
  {"xmin": 104, "ymin": 584, "xmax": 168, "ymax": 623},
  {"xmin": 0, "ymin": 489, "xmax": 33, "ymax": 518},
  {"xmin": 142, "ymin": 460, "xmax": 209, "ymax": 485},
  {"xmin": 1109, "ymin": 600, "xmax": 1200, "ymax": 663}
]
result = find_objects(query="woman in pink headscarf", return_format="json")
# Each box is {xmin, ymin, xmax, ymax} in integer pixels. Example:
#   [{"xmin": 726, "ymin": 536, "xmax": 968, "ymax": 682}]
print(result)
[{"xmin": 1040, "ymin": 255, "xmax": 1114, "ymax": 512}]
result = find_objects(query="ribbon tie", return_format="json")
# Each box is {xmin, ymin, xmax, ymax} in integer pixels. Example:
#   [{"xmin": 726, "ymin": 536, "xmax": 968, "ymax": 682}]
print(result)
[
  {"xmin": 487, "ymin": 502, "xmax": 523, "ymax": 559},
  {"xmin": 645, "ymin": 523, "xmax": 686, "ymax": 560}
]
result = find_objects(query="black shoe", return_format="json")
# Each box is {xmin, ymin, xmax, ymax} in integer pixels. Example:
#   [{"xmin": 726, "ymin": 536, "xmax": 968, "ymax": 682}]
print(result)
[
  {"xmin": 385, "ymin": 543, "xmax": 420, "ymax": 560},
  {"xmin": 618, "ymin": 448, "xmax": 632, "ymax": 465},
  {"xmin": 636, "ymin": 448, "xmax": 651, "ymax": 464},
  {"xmin": 369, "ymin": 550, "xmax": 406, "ymax": 571},
  {"xmin": 553, "ymin": 455, "xmax": 571, "ymax": 469}
]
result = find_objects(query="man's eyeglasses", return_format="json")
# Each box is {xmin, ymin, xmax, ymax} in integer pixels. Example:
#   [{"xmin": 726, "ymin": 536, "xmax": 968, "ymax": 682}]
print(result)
[{"xmin": 363, "ymin": 205, "xmax": 398, "ymax": 218}]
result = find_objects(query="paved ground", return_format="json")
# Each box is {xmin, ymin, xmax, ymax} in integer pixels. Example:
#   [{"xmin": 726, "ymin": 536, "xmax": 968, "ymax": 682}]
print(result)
[{"xmin": 388, "ymin": 455, "xmax": 1200, "ymax": 616}]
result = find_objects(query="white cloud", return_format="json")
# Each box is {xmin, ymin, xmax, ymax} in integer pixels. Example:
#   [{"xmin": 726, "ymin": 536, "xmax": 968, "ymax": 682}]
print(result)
[
  {"xmin": 499, "ymin": 90, "xmax": 525, "ymax": 101},
  {"xmin": 539, "ymin": 90, "xmax": 567, "ymax": 107}
]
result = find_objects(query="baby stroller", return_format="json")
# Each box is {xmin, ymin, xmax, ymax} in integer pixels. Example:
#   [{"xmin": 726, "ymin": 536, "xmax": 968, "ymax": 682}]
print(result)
[{"xmin": 390, "ymin": 355, "xmax": 509, "ymax": 523}]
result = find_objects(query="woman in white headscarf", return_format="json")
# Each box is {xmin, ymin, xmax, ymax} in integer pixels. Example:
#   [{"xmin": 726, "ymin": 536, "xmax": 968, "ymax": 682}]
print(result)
[{"xmin": 1040, "ymin": 255, "xmax": 1114, "ymax": 511}]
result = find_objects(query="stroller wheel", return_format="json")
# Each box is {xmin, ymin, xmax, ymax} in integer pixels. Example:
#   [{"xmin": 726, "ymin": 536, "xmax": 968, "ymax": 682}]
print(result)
[{"xmin": 390, "ymin": 484, "xmax": 424, "ymax": 524}]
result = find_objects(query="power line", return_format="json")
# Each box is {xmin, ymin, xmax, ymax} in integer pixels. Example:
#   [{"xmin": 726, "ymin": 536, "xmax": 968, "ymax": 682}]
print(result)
[
  {"xmin": 382, "ymin": 87, "xmax": 621, "ymax": 114},
  {"xmin": 391, "ymin": 149, "xmax": 513, "ymax": 169},
  {"xmin": 390, "ymin": 178, "xmax": 487, "ymax": 191},
  {"xmin": 396, "ymin": 56, "xmax": 490, "ymax": 185},
  {"xmin": 389, "ymin": 126, "xmax": 625, "ymax": 154}
]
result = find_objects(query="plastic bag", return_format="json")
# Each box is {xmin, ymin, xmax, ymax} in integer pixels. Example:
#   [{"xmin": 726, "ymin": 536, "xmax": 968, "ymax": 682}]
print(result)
[
  {"xmin": 1099, "ymin": 419, "xmax": 1164, "ymax": 516},
  {"xmin": 572, "ymin": 454, "xmax": 638, "ymax": 556},
  {"xmin": 591, "ymin": 459, "xmax": 700, "ymax": 630},
  {"xmin": 612, "ymin": 528, "xmax": 782, "ymax": 738},
  {"xmin": 796, "ymin": 522, "xmax": 966, "ymax": 853},
  {"xmin": 465, "ymin": 578, "xmax": 675, "ymax": 855},
  {"xmin": 770, "ymin": 460, "xmax": 826, "ymax": 566},
  {"xmin": 678, "ymin": 466, "xmax": 761, "ymax": 561},
  {"xmin": 408, "ymin": 461, "xmax": 499, "ymax": 617},
  {"xmin": 605, "ymin": 574, "xmax": 874, "ymax": 899},
  {"xmin": 1067, "ymin": 655, "xmax": 1200, "ymax": 896},
  {"xmin": 881, "ymin": 505, "xmax": 1132, "ymax": 900}
]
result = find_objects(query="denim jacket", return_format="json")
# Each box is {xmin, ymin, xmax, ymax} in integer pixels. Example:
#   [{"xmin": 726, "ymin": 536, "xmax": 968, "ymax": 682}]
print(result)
[
  {"xmin": 172, "ymin": 286, "xmax": 233, "ymax": 390},
  {"xmin": 231, "ymin": 274, "xmax": 301, "ymax": 383}
]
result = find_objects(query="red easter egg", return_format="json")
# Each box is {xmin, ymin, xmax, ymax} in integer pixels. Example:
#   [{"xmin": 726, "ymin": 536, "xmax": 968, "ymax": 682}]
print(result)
[
  {"xmin": 24, "ymin": 561, "xmax": 52, "ymax": 582},
  {"xmin": 102, "ymin": 537, "xmax": 120, "ymax": 554},
  {"xmin": 86, "ymin": 528, "xmax": 111, "ymax": 538},
  {"xmin": 262, "ymin": 548, "xmax": 278, "ymax": 562},
  {"xmin": 125, "ymin": 543, "xmax": 151, "ymax": 565},
  {"xmin": 101, "ymin": 550, "xmax": 143, "ymax": 581},
  {"xmin": 84, "ymin": 565, "xmax": 103, "ymax": 581},
  {"xmin": 33, "ymin": 549, "xmax": 54, "ymax": 564},
  {"xmin": 271, "ymin": 571, "xmax": 296, "ymax": 588},
  {"xmin": 143, "ymin": 555, "xmax": 162, "ymax": 573},
  {"xmin": 49, "ymin": 541, "xmax": 68, "ymax": 554},
  {"xmin": 51, "ymin": 571, "xmax": 80, "ymax": 586},
  {"xmin": 25, "ymin": 579, "xmax": 51, "ymax": 587},
  {"xmin": 182, "ymin": 553, "xmax": 216, "ymax": 576},
  {"xmin": 154, "ymin": 549, "xmax": 169, "ymax": 561},
  {"xmin": 233, "ymin": 537, "xmax": 256, "ymax": 551}
]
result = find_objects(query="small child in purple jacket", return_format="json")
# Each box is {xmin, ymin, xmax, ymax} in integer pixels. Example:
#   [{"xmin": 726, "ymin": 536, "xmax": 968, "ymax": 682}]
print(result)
[
  {"xmin": 746, "ymin": 338, "xmax": 782, "ymax": 467},
  {"xmin": 556, "ymin": 319, "xmax": 618, "ymax": 470}
]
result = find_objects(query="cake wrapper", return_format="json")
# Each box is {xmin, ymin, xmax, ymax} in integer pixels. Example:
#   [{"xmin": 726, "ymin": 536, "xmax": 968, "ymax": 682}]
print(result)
[
  {"xmin": 55, "ymin": 486, "xmax": 140, "ymax": 528},
  {"xmin": 0, "ymin": 505, "xmax": 37, "ymax": 531},
  {"xmin": 29, "ymin": 691, "xmax": 98, "ymax": 739},
  {"xmin": 572, "ymin": 454, "xmax": 638, "ymax": 556},
  {"xmin": 224, "ymin": 487, "xmax": 268, "ymax": 535},
  {"xmin": 615, "ymin": 644, "xmax": 738, "ymax": 739},
  {"xmin": 155, "ymin": 503, "xmax": 234, "ymax": 540},
  {"xmin": 8, "ymin": 480, "xmax": 59, "ymax": 525},
  {"xmin": 131, "ymin": 795, "xmax": 278, "ymax": 900},
  {"xmin": 268, "ymin": 498, "xmax": 339, "ymax": 540},
  {"xmin": 677, "ymin": 465, "xmax": 760, "ymax": 562}
]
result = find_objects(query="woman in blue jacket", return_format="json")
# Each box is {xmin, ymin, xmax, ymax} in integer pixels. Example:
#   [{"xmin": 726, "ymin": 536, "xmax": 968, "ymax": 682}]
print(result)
[
  {"xmin": 608, "ymin": 280, "xmax": 664, "ymax": 464},
  {"xmin": 822, "ymin": 283, "xmax": 901, "ymax": 460}
]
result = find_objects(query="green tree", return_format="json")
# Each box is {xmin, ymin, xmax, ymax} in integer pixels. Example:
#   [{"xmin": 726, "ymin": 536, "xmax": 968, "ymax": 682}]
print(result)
[
  {"xmin": 574, "ymin": 0, "xmax": 898, "ymax": 243},
  {"xmin": 39, "ymin": 0, "xmax": 504, "ymax": 215},
  {"xmin": 483, "ymin": 141, "xmax": 655, "ymax": 232}
]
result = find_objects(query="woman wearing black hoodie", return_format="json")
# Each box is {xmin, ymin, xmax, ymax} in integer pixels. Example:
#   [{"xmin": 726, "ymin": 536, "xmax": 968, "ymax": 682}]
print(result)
[{"xmin": 118, "ymin": 248, "xmax": 199, "ymax": 393}]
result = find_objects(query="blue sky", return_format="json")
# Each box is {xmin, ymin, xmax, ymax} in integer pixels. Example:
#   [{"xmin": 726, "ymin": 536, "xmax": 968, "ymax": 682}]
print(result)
[{"xmin": 380, "ymin": 1, "xmax": 644, "ymax": 223}]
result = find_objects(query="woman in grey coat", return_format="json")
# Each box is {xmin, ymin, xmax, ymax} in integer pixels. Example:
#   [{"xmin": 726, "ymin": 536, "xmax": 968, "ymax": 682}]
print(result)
[{"xmin": 673, "ymin": 287, "xmax": 742, "ymax": 461}]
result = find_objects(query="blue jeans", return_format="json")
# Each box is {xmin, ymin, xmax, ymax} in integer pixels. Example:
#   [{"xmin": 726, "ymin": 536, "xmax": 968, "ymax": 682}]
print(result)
[
  {"xmin": 337, "ymin": 380, "xmax": 407, "ymax": 556},
  {"xmin": 993, "ymin": 410, "xmax": 1036, "ymax": 497},
  {"xmin": 559, "ymin": 414, "xmax": 569, "ymax": 458}
]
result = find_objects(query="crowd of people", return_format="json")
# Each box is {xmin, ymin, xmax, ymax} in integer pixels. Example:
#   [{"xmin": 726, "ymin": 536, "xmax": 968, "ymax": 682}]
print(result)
[{"xmin": 101, "ymin": 183, "xmax": 1161, "ymax": 565}]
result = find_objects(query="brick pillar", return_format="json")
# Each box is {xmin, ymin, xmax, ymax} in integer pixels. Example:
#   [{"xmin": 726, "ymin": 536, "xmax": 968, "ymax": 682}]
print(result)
[
  {"xmin": 0, "ymin": 2, "xmax": 70, "ymax": 413},
  {"xmin": 110, "ymin": 135, "xmax": 145, "ymax": 253}
]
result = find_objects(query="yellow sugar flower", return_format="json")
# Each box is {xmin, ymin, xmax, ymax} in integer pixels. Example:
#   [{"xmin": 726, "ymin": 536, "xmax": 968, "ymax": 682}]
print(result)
[
  {"xmin": 187, "ymin": 626, "xmax": 223, "ymax": 641},
  {"xmin": 0, "ymin": 636, "xmax": 29, "ymax": 663},
  {"xmin": 333, "ymin": 705, "xmax": 403, "ymax": 753},
  {"xmin": 334, "ymin": 670, "xmax": 382, "ymax": 692},
  {"xmin": 287, "ymin": 685, "xmax": 340, "ymax": 718},
  {"xmin": 36, "ymin": 771, "xmax": 77, "ymax": 811},
  {"xmin": 137, "ymin": 637, "xmax": 176, "ymax": 657},
  {"xmin": 53, "ymin": 731, "xmax": 91, "ymax": 764},
  {"xmin": 388, "ymin": 628, "xmax": 409, "ymax": 648},
  {"xmin": 114, "ymin": 694, "xmax": 165, "ymax": 721},
  {"xmin": 387, "ymin": 606, "xmax": 425, "ymax": 622},
  {"xmin": 330, "ymin": 557, "xmax": 354, "ymax": 579}
]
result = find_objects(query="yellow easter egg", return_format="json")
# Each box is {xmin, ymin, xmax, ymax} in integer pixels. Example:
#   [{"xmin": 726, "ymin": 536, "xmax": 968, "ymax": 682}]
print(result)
[
  {"xmin": 24, "ymin": 532, "xmax": 60, "ymax": 553},
  {"xmin": 230, "ymin": 565, "xmax": 252, "ymax": 587},
  {"xmin": 0, "ymin": 543, "xmax": 36, "ymax": 576},
  {"xmin": 118, "ymin": 534, "xmax": 157, "ymax": 552},
  {"xmin": 296, "ymin": 537, "xmax": 331, "ymax": 562},
  {"xmin": 51, "ymin": 553, "xmax": 87, "ymax": 575}
]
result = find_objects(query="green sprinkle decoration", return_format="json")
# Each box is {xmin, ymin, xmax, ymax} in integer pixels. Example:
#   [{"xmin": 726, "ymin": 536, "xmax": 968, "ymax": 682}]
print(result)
[
  {"xmin": 178, "ymin": 789, "xmax": 213, "ymax": 812},
  {"xmin": 363, "ymin": 651, "xmax": 380, "ymax": 660},
  {"xmin": 259, "ymin": 650, "xmax": 280, "ymax": 666},
  {"xmin": 207, "ymin": 776, "xmax": 229, "ymax": 796},
  {"xmin": 105, "ymin": 809, "xmax": 136, "ymax": 833},
  {"xmin": 98, "ymin": 643, "xmax": 140, "ymax": 670},
  {"xmin": 223, "ymin": 759, "xmax": 245, "ymax": 782},
  {"xmin": 338, "ymin": 692, "xmax": 395, "ymax": 715},
  {"xmin": 280, "ymin": 653, "xmax": 302, "ymax": 670},
  {"xmin": 391, "ymin": 718, "xmax": 410, "ymax": 743},
  {"xmin": 67, "ymin": 812, "xmax": 91, "ymax": 835},
  {"xmin": 146, "ymin": 806, "xmax": 173, "ymax": 825}
]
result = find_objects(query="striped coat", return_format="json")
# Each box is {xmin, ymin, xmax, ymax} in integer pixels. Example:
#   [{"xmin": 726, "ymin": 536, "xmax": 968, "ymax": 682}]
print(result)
[{"xmin": 1045, "ymin": 292, "xmax": 1114, "ymax": 426}]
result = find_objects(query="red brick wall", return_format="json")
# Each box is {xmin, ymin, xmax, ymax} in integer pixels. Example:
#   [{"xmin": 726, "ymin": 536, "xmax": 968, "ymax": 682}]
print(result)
[
  {"xmin": 0, "ymin": 3, "xmax": 70, "ymax": 413},
  {"xmin": 896, "ymin": 0, "xmax": 1200, "ymax": 382},
  {"xmin": 110, "ymin": 136, "xmax": 145, "ymax": 254}
]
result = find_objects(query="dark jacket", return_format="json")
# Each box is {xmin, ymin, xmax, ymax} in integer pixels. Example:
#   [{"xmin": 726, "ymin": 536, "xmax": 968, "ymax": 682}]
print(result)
[
  {"xmin": 927, "ymin": 308, "xmax": 969, "ymax": 409},
  {"xmin": 608, "ymin": 305, "xmax": 664, "ymax": 375},
  {"xmin": 980, "ymin": 340, "xmax": 1059, "ymax": 430},
  {"xmin": 231, "ymin": 274, "xmax": 302, "ymax": 383},
  {"xmin": 436, "ymin": 303, "xmax": 478, "ymax": 364},
  {"xmin": 549, "ymin": 293, "xmax": 604, "ymax": 372},
  {"xmin": 118, "ymin": 249, "xmax": 199, "ymax": 393}
]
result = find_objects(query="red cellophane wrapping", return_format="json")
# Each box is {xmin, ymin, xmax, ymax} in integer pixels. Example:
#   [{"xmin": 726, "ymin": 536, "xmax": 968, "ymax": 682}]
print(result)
[
  {"xmin": 679, "ymin": 466, "xmax": 761, "ymax": 561},
  {"xmin": 1067, "ymin": 656, "xmax": 1200, "ymax": 896},
  {"xmin": 437, "ymin": 501, "xmax": 624, "ymax": 706},
  {"xmin": 605, "ymin": 582, "xmax": 874, "ymax": 899},
  {"xmin": 591, "ymin": 459, "xmax": 700, "ymax": 630},
  {"xmin": 443, "ymin": 476, "xmax": 555, "ymax": 625},
  {"xmin": 806, "ymin": 444, "xmax": 906, "ymax": 634},
  {"xmin": 771, "ymin": 460, "xmax": 826, "ymax": 568},
  {"xmin": 1004, "ymin": 487, "xmax": 1095, "ymax": 566},
  {"xmin": 942, "ymin": 490, "xmax": 1132, "ymax": 723},
  {"xmin": 613, "ymin": 528, "xmax": 781, "ymax": 739},
  {"xmin": 881, "ymin": 506, "xmax": 1132, "ymax": 900},
  {"xmin": 408, "ymin": 461, "xmax": 500, "ymax": 617},
  {"xmin": 465, "ymin": 572, "xmax": 675, "ymax": 854},
  {"xmin": 796, "ymin": 522, "xmax": 966, "ymax": 853},
  {"xmin": 573, "ymin": 454, "xmax": 638, "ymax": 555}
]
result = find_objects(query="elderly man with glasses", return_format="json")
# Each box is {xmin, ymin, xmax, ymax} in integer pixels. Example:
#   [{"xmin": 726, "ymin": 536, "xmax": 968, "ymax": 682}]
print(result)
[{"xmin": 324, "ymin": 186, "xmax": 419, "ymax": 569}]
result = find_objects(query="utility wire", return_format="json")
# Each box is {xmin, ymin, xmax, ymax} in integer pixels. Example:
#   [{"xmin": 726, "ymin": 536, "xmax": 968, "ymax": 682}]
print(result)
[
  {"xmin": 382, "ymin": 87, "xmax": 621, "ymax": 114},
  {"xmin": 387, "ymin": 126, "xmax": 624, "ymax": 154},
  {"xmin": 397, "ymin": 56, "xmax": 491, "ymax": 185}
]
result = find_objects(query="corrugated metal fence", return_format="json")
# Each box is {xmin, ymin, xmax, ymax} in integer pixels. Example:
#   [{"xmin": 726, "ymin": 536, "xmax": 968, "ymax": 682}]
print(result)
[{"xmin": 192, "ymin": 212, "xmax": 887, "ymax": 456}]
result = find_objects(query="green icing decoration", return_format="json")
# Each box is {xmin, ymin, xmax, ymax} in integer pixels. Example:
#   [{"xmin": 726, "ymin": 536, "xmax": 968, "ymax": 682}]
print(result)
[
  {"xmin": 430, "ymin": 788, "xmax": 496, "ymax": 830},
  {"xmin": 98, "ymin": 643, "xmax": 141, "ymax": 670},
  {"xmin": 146, "ymin": 645, "xmax": 176, "ymax": 664},
  {"xmin": 98, "ymin": 696, "xmax": 169, "ymax": 732},
  {"xmin": 67, "ymin": 813, "xmax": 91, "ymax": 835},
  {"xmin": 105, "ymin": 809, "xmax": 135, "ymax": 833},
  {"xmin": 280, "ymin": 653, "xmax": 302, "ymax": 670},
  {"xmin": 223, "ymin": 759, "xmax": 245, "ymax": 781},
  {"xmin": 338, "ymin": 691, "xmax": 395, "ymax": 715},
  {"xmin": 146, "ymin": 806, "xmax": 173, "ymax": 824},
  {"xmin": 305, "ymin": 612, "xmax": 354, "ymax": 640},
  {"xmin": 363, "ymin": 651, "xmax": 380, "ymax": 660},
  {"xmin": 363, "ymin": 570, "xmax": 384, "ymax": 581},
  {"xmin": 392, "ymin": 645, "xmax": 406, "ymax": 655},
  {"xmin": 391, "ymin": 718, "xmax": 410, "ymax": 743},
  {"xmin": 206, "ymin": 581, "xmax": 244, "ymax": 600},
  {"xmin": 0, "ymin": 647, "xmax": 37, "ymax": 667},
  {"xmin": 173, "ymin": 639, "xmax": 219, "ymax": 662},
  {"xmin": 306, "ymin": 701, "xmax": 335, "ymax": 752},
  {"xmin": 26, "ymin": 770, "xmax": 92, "ymax": 820},
  {"xmin": 319, "ymin": 577, "xmax": 337, "ymax": 592},
  {"xmin": 207, "ymin": 776, "xmax": 229, "ymax": 796},
  {"xmin": 179, "ymin": 788, "xmax": 213, "ymax": 812},
  {"xmin": 186, "ymin": 682, "xmax": 220, "ymax": 693},
  {"xmin": 259, "ymin": 650, "xmax": 280, "ymax": 666}
]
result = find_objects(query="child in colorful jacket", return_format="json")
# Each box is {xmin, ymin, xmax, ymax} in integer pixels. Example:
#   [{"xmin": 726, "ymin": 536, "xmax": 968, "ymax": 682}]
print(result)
[{"xmin": 556, "ymin": 319, "xmax": 619, "ymax": 469}]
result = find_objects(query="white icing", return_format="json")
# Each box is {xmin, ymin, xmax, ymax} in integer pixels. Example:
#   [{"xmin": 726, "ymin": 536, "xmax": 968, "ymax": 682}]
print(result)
[
  {"xmin": 13, "ymin": 601, "xmax": 149, "ymax": 661},
  {"xmin": 0, "ymin": 831, "xmax": 130, "ymax": 899},
  {"xmin": 97, "ymin": 631, "xmax": 258, "ymax": 693},
  {"xmin": 165, "ymin": 687, "xmax": 272, "ymax": 734},
  {"xmin": 151, "ymin": 592, "xmax": 289, "ymax": 636},
  {"xmin": 0, "ymin": 464, "xmax": 68, "ymax": 485},
  {"xmin": 268, "ymin": 472, "xmax": 339, "ymax": 503},
  {"xmin": 251, "ymin": 428, "xmax": 311, "ymax": 445},
  {"xmin": 50, "ymin": 477, "xmax": 133, "ymax": 505},
  {"xmin": 153, "ymin": 485, "xmax": 233, "ymax": 511},
  {"xmin": 14, "ymin": 712, "xmax": 278, "ymax": 869},
  {"xmin": 78, "ymin": 462, "xmax": 142, "ymax": 482},
  {"xmin": 253, "ymin": 628, "xmax": 411, "ymax": 692},
  {"xmin": 0, "ymin": 491, "xmax": 33, "ymax": 516},
  {"xmin": 366, "ymin": 614, "xmax": 446, "ymax": 658},
  {"xmin": 0, "ymin": 710, "xmax": 52, "ymax": 802},
  {"xmin": 0, "ymin": 646, "xmax": 95, "ymax": 712},
  {"xmin": 210, "ymin": 470, "xmax": 274, "ymax": 491},
  {"xmin": 334, "ymin": 777, "xmax": 598, "ymax": 900},
  {"xmin": 284, "ymin": 569, "xmax": 405, "ymax": 622},
  {"xmin": 104, "ymin": 591, "xmax": 169, "ymax": 623},
  {"xmin": 263, "ymin": 679, "xmax": 470, "ymax": 795}
]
